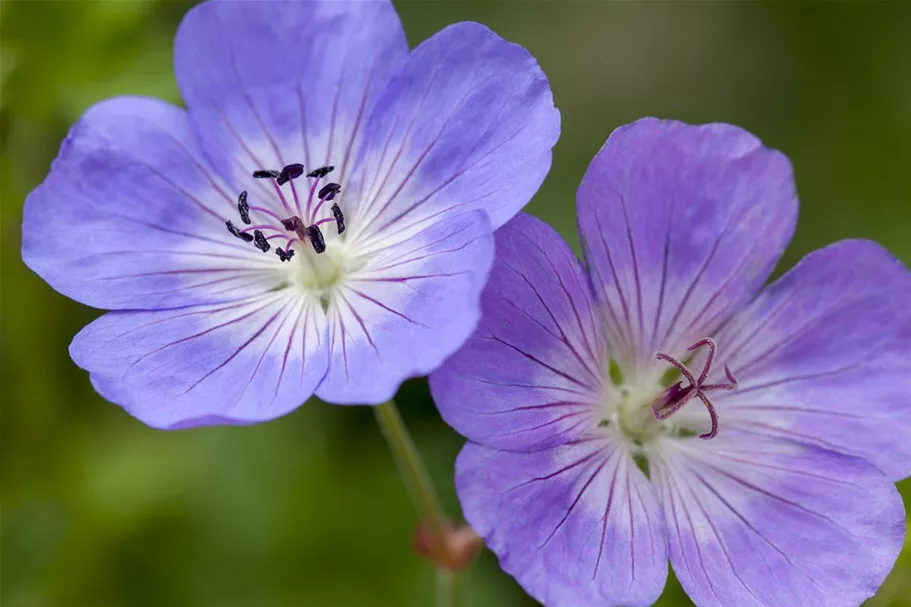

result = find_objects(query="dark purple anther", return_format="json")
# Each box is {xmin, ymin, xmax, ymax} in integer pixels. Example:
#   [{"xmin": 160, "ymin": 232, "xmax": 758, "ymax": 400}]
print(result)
[
  {"xmin": 275, "ymin": 247, "xmax": 295, "ymax": 262},
  {"xmin": 281, "ymin": 216, "xmax": 304, "ymax": 231},
  {"xmin": 252, "ymin": 169, "xmax": 280, "ymax": 179},
  {"xmin": 305, "ymin": 224, "xmax": 326, "ymax": 254},
  {"xmin": 277, "ymin": 163, "xmax": 305, "ymax": 185},
  {"xmin": 331, "ymin": 203, "xmax": 346, "ymax": 234},
  {"xmin": 652, "ymin": 337, "xmax": 739, "ymax": 439},
  {"xmin": 319, "ymin": 183, "xmax": 341, "ymax": 201},
  {"xmin": 307, "ymin": 165, "xmax": 334, "ymax": 179},
  {"xmin": 226, "ymin": 220, "xmax": 254, "ymax": 242},
  {"xmin": 237, "ymin": 190, "xmax": 251, "ymax": 224},
  {"xmin": 253, "ymin": 229, "xmax": 271, "ymax": 252}
]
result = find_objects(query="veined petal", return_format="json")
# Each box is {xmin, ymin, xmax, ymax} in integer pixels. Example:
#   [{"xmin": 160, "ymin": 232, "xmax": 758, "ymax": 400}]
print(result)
[
  {"xmin": 174, "ymin": 0, "xmax": 407, "ymax": 193},
  {"xmin": 651, "ymin": 433, "xmax": 903, "ymax": 607},
  {"xmin": 22, "ymin": 96, "xmax": 280, "ymax": 310},
  {"xmin": 315, "ymin": 211, "xmax": 493, "ymax": 404},
  {"xmin": 71, "ymin": 292, "xmax": 329, "ymax": 429},
  {"xmin": 577, "ymin": 119, "xmax": 796, "ymax": 378},
  {"xmin": 457, "ymin": 439, "xmax": 668, "ymax": 607},
  {"xmin": 709, "ymin": 240, "xmax": 911, "ymax": 480},
  {"xmin": 343, "ymin": 21, "xmax": 559, "ymax": 248},
  {"xmin": 430, "ymin": 213, "xmax": 607, "ymax": 451}
]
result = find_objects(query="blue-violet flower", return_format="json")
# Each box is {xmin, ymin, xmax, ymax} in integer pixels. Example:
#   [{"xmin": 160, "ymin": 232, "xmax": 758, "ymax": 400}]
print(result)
[
  {"xmin": 22, "ymin": 0, "xmax": 559, "ymax": 428},
  {"xmin": 430, "ymin": 118, "xmax": 910, "ymax": 607}
]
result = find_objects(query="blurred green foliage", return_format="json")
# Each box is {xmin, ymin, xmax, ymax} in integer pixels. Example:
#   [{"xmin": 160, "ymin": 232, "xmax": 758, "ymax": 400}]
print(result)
[{"xmin": 2, "ymin": 1, "xmax": 910, "ymax": 606}]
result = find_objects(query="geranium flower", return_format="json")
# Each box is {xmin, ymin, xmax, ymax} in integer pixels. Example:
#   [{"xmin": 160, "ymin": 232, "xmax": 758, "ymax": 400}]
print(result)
[
  {"xmin": 430, "ymin": 118, "xmax": 910, "ymax": 607},
  {"xmin": 22, "ymin": 0, "xmax": 559, "ymax": 428}
]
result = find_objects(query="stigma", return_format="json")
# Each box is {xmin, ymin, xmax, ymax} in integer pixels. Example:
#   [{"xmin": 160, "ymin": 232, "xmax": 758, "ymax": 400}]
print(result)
[
  {"xmin": 652, "ymin": 337, "xmax": 739, "ymax": 439},
  {"xmin": 224, "ymin": 162, "xmax": 345, "ymax": 262}
]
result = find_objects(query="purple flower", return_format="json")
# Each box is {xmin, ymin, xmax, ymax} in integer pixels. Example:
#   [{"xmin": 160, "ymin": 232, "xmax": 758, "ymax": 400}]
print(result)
[
  {"xmin": 430, "ymin": 119, "xmax": 910, "ymax": 607},
  {"xmin": 21, "ymin": 0, "xmax": 559, "ymax": 428}
]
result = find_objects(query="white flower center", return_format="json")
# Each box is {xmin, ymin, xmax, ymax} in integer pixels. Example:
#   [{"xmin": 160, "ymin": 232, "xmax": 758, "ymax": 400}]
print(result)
[
  {"xmin": 616, "ymin": 387, "xmax": 664, "ymax": 442},
  {"xmin": 288, "ymin": 233, "xmax": 365, "ymax": 306}
]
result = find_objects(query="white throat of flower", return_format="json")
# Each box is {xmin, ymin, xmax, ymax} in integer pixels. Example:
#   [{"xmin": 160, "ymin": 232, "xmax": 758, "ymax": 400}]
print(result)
[
  {"xmin": 602, "ymin": 337, "xmax": 740, "ymax": 445},
  {"xmin": 290, "ymin": 233, "xmax": 365, "ymax": 306}
]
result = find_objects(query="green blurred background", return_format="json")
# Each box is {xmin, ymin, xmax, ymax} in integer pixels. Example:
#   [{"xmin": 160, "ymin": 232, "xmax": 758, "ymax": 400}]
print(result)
[{"xmin": 2, "ymin": 1, "xmax": 910, "ymax": 605}]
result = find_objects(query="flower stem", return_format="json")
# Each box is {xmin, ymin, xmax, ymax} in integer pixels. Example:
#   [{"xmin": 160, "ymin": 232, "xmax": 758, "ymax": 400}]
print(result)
[
  {"xmin": 436, "ymin": 569, "xmax": 459, "ymax": 607},
  {"xmin": 373, "ymin": 400, "xmax": 457, "ymax": 605}
]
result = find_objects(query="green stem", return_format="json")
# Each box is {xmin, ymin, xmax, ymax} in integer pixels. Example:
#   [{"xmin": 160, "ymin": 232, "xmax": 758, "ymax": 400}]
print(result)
[
  {"xmin": 436, "ymin": 569, "xmax": 459, "ymax": 607},
  {"xmin": 373, "ymin": 400, "xmax": 457, "ymax": 606}
]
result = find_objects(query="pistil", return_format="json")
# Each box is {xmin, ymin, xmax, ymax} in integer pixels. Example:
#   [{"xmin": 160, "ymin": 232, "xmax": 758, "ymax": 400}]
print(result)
[{"xmin": 652, "ymin": 337, "xmax": 739, "ymax": 439}]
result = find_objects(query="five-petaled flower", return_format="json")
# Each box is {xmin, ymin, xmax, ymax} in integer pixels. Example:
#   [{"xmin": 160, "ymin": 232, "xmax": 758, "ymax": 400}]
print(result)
[
  {"xmin": 431, "ymin": 119, "xmax": 911, "ymax": 607},
  {"xmin": 22, "ymin": 0, "xmax": 559, "ymax": 428}
]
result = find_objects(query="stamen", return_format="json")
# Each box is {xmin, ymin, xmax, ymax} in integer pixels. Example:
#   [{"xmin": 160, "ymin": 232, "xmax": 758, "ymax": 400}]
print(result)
[
  {"xmin": 310, "ymin": 185, "xmax": 342, "ymax": 222},
  {"xmin": 307, "ymin": 165, "xmax": 334, "ymax": 179},
  {"xmin": 253, "ymin": 229, "xmax": 271, "ymax": 253},
  {"xmin": 305, "ymin": 169, "xmax": 328, "ymax": 218},
  {"xmin": 331, "ymin": 203, "xmax": 346, "ymax": 234},
  {"xmin": 652, "ymin": 337, "xmax": 738, "ymax": 440},
  {"xmin": 226, "ymin": 220, "xmax": 254, "ymax": 242},
  {"xmin": 223, "ymin": 161, "xmax": 344, "ymax": 261},
  {"xmin": 281, "ymin": 216, "xmax": 304, "ymax": 231},
  {"xmin": 268, "ymin": 175, "xmax": 295, "ymax": 217},
  {"xmin": 277, "ymin": 163, "xmax": 305, "ymax": 186},
  {"xmin": 318, "ymin": 183, "xmax": 341, "ymax": 201},
  {"xmin": 275, "ymin": 247, "xmax": 295, "ymax": 262},
  {"xmin": 305, "ymin": 224, "xmax": 326, "ymax": 254},
  {"xmin": 289, "ymin": 177, "xmax": 303, "ymax": 217},
  {"xmin": 237, "ymin": 191, "xmax": 251, "ymax": 224}
]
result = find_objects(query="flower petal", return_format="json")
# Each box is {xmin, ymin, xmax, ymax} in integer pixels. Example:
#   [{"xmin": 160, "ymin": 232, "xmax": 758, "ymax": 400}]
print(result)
[
  {"xmin": 174, "ymin": 0, "xmax": 407, "ymax": 190},
  {"xmin": 457, "ymin": 439, "xmax": 668, "ymax": 607},
  {"xmin": 710, "ymin": 240, "xmax": 911, "ymax": 480},
  {"xmin": 22, "ymin": 96, "xmax": 281, "ymax": 310},
  {"xmin": 651, "ymin": 433, "xmax": 904, "ymax": 607},
  {"xmin": 70, "ymin": 292, "xmax": 329, "ymax": 429},
  {"xmin": 577, "ymin": 118, "xmax": 796, "ymax": 376},
  {"xmin": 430, "ymin": 213, "xmax": 607, "ymax": 451},
  {"xmin": 315, "ymin": 210, "xmax": 493, "ymax": 404},
  {"xmin": 343, "ymin": 21, "xmax": 559, "ymax": 248}
]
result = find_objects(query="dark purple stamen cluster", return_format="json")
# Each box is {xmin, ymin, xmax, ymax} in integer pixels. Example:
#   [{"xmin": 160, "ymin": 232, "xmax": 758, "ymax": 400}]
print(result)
[
  {"xmin": 224, "ymin": 162, "xmax": 345, "ymax": 262},
  {"xmin": 652, "ymin": 337, "xmax": 739, "ymax": 440}
]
